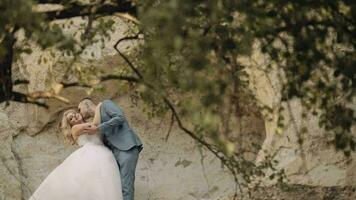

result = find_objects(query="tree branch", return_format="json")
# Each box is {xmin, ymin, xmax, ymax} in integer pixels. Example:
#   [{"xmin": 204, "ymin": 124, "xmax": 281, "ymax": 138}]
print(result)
[
  {"xmin": 60, "ymin": 74, "xmax": 139, "ymax": 89},
  {"xmin": 43, "ymin": 2, "xmax": 136, "ymax": 21},
  {"xmin": 61, "ymin": 81, "xmax": 91, "ymax": 88},
  {"xmin": 37, "ymin": 0, "xmax": 65, "ymax": 4},
  {"xmin": 112, "ymin": 34, "xmax": 244, "ymax": 198},
  {"xmin": 112, "ymin": 34, "xmax": 226, "ymax": 160},
  {"xmin": 100, "ymin": 74, "xmax": 139, "ymax": 82},
  {"xmin": 114, "ymin": 35, "xmax": 224, "ymax": 153},
  {"xmin": 114, "ymin": 33, "xmax": 143, "ymax": 79},
  {"xmin": 13, "ymin": 79, "xmax": 30, "ymax": 85},
  {"xmin": 165, "ymin": 112, "xmax": 175, "ymax": 142},
  {"xmin": 5, "ymin": 74, "xmax": 138, "ymax": 108},
  {"xmin": 112, "ymin": 35, "xmax": 227, "ymax": 164},
  {"xmin": 26, "ymin": 91, "xmax": 70, "ymax": 103},
  {"xmin": 0, "ymin": 28, "xmax": 18, "ymax": 104},
  {"xmin": 11, "ymin": 92, "xmax": 49, "ymax": 108}
]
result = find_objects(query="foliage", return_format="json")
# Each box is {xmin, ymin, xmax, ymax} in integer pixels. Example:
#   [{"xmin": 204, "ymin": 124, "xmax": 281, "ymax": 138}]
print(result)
[
  {"xmin": 0, "ymin": 0, "xmax": 355, "ymax": 197},
  {"xmin": 137, "ymin": 0, "xmax": 355, "ymax": 155},
  {"xmin": 134, "ymin": 0, "xmax": 356, "ymax": 192}
]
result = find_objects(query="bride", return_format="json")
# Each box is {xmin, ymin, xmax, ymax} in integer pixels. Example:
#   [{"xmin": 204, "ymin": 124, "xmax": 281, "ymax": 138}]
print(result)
[{"xmin": 29, "ymin": 103, "xmax": 123, "ymax": 200}]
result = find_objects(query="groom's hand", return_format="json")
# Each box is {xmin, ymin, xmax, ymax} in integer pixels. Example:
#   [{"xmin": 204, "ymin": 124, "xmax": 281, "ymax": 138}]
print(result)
[{"xmin": 84, "ymin": 125, "xmax": 99, "ymax": 135}]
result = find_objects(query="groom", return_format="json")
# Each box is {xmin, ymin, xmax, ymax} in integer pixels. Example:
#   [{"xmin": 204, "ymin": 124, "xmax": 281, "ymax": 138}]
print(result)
[{"xmin": 78, "ymin": 98, "xmax": 143, "ymax": 200}]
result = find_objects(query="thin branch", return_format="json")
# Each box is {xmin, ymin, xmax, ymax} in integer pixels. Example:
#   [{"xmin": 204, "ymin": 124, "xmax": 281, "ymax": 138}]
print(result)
[
  {"xmin": 112, "ymin": 39, "xmax": 224, "ymax": 156},
  {"xmin": 82, "ymin": 14, "xmax": 95, "ymax": 39},
  {"xmin": 114, "ymin": 34, "xmax": 142, "ymax": 48},
  {"xmin": 115, "ymin": 13, "xmax": 141, "ymax": 25},
  {"xmin": 37, "ymin": 0, "xmax": 64, "ymax": 4},
  {"xmin": 165, "ymin": 112, "xmax": 175, "ymax": 142},
  {"xmin": 61, "ymin": 75, "xmax": 139, "ymax": 89},
  {"xmin": 114, "ymin": 33, "xmax": 143, "ymax": 79},
  {"xmin": 162, "ymin": 97, "xmax": 217, "ymax": 153},
  {"xmin": 197, "ymin": 146, "xmax": 212, "ymax": 199},
  {"xmin": 26, "ymin": 91, "xmax": 70, "ymax": 103},
  {"xmin": 100, "ymin": 74, "xmax": 139, "ymax": 82},
  {"xmin": 6, "ymin": 74, "xmax": 139, "ymax": 107},
  {"xmin": 13, "ymin": 79, "xmax": 30, "ymax": 85},
  {"xmin": 11, "ymin": 92, "xmax": 49, "ymax": 108},
  {"xmin": 112, "ymin": 35, "xmax": 244, "ymax": 197},
  {"xmin": 61, "ymin": 81, "xmax": 92, "ymax": 88},
  {"xmin": 43, "ymin": 2, "xmax": 136, "ymax": 21},
  {"xmin": 9, "ymin": 90, "xmax": 71, "ymax": 109}
]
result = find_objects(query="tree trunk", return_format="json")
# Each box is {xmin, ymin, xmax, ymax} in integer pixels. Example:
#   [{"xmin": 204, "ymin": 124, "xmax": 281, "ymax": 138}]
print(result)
[{"xmin": 0, "ymin": 31, "xmax": 16, "ymax": 104}]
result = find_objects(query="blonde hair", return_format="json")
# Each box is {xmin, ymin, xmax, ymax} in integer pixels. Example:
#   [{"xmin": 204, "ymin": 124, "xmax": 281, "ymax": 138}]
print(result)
[{"xmin": 61, "ymin": 109, "xmax": 77, "ymax": 145}]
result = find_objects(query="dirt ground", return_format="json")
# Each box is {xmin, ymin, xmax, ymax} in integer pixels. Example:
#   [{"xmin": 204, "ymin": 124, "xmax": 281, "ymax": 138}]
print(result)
[{"xmin": 221, "ymin": 184, "xmax": 356, "ymax": 200}]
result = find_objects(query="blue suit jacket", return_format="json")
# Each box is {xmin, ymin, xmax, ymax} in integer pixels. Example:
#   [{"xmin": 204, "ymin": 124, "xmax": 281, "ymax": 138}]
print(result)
[{"xmin": 98, "ymin": 100, "xmax": 143, "ymax": 152}]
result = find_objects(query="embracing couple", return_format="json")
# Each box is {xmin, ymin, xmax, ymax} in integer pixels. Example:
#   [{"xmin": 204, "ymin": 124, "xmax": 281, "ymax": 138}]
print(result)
[{"xmin": 29, "ymin": 98, "xmax": 143, "ymax": 200}]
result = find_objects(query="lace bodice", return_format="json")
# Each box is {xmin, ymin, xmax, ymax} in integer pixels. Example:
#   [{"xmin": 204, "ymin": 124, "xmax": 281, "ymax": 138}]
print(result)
[{"xmin": 77, "ymin": 134, "xmax": 103, "ymax": 146}]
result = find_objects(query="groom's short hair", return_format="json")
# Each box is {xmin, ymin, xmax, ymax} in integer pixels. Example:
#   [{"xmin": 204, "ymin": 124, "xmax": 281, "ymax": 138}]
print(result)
[{"xmin": 79, "ymin": 97, "xmax": 94, "ymax": 103}]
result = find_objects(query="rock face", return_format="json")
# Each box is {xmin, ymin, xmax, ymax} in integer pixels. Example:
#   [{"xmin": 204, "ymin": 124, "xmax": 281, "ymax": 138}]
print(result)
[{"xmin": 244, "ymin": 45, "xmax": 356, "ymax": 187}]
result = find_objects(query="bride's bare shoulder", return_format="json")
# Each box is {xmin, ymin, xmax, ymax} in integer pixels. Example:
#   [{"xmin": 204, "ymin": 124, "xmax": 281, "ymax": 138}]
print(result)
[
  {"xmin": 71, "ymin": 124, "xmax": 80, "ymax": 132},
  {"xmin": 95, "ymin": 102, "xmax": 102, "ymax": 113},
  {"xmin": 71, "ymin": 123, "xmax": 88, "ymax": 131}
]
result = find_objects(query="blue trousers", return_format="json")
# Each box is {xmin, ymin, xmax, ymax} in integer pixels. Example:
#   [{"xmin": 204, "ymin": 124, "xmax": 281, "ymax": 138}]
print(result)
[{"xmin": 111, "ymin": 146, "xmax": 140, "ymax": 200}]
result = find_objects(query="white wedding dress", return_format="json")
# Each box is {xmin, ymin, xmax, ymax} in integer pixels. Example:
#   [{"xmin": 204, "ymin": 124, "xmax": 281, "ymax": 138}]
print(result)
[{"xmin": 29, "ymin": 133, "xmax": 123, "ymax": 200}]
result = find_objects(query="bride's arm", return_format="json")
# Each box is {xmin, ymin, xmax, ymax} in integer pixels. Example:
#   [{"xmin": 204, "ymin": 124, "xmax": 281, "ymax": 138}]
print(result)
[
  {"xmin": 80, "ymin": 102, "xmax": 102, "ymax": 135},
  {"xmin": 71, "ymin": 123, "xmax": 91, "ymax": 141},
  {"xmin": 92, "ymin": 102, "xmax": 102, "ymax": 126}
]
